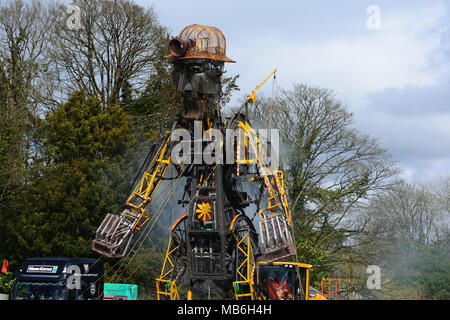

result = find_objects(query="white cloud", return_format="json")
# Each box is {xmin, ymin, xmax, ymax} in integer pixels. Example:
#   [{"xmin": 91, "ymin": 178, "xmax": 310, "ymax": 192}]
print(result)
[
  {"xmin": 356, "ymin": 111, "xmax": 450, "ymax": 159},
  {"xmin": 399, "ymin": 166, "xmax": 417, "ymax": 183},
  {"xmin": 230, "ymin": 3, "xmax": 447, "ymax": 111}
]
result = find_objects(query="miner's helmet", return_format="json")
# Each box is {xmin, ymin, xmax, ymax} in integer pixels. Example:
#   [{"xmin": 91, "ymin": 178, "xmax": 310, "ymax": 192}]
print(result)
[{"xmin": 166, "ymin": 24, "xmax": 235, "ymax": 63}]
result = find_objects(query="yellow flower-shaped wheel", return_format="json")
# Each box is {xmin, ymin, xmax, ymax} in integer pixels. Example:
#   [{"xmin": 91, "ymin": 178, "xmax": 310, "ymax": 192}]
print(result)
[{"xmin": 196, "ymin": 202, "xmax": 213, "ymax": 222}]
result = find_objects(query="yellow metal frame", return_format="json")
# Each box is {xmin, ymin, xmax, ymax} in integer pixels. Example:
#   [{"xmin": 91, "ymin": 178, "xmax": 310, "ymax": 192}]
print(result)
[
  {"xmin": 121, "ymin": 133, "xmax": 172, "ymax": 232},
  {"xmin": 236, "ymin": 121, "xmax": 292, "ymax": 226},
  {"xmin": 232, "ymin": 226, "xmax": 256, "ymax": 300},
  {"xmin": 247, "ymin": 69, "xmax": 277, "ymax": 103},
  {"xmin": 156, "ymin": 235, "xmax": 181, "ymax": 300},
  {"xmin": 156, "ymin": 278, "xmax": 180, "ymax": 300},
  {"xmin": 156, "ymin": 214, "xmax": 188, "ymax": 300},
  {"xmin": 235, "ymin": 69, "xmax": 292, "ymax": 228}
]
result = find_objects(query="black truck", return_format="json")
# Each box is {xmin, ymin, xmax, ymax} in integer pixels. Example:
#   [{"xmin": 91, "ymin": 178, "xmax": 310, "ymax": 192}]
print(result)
[{"xmin": 11, "ymin": 258, "xmax": 104, "ymax": 300}]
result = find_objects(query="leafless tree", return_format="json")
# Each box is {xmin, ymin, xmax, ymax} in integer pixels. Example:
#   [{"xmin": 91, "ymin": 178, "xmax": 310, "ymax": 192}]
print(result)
[
  {"xmin": 431, "ymin": 176, "xmax": 450, "ymax": 255},
  {"xmin": 0, "ymin": 0, "xmax": 51, "ymax": 208},
  {"xmin": 0, "ymin": 0, "xmax": 52, "ymax": 108},
  {"xmin": 48, "ymin": 0, "xmax": 168, "ymax": 107},
  {"xmin": 437, "ymin": 175, "xmax": 450, "ymax": 214},
  {"xmin": 250, "ymin": 84, "xmax": 398, "ymax": 239},
  {"xmin": 349, "ymin": 179, "xmax": 449, "ymax": 298},
  {"xmin": 363, "ymin": 180, "xmax": 445, "ymax": 251}
]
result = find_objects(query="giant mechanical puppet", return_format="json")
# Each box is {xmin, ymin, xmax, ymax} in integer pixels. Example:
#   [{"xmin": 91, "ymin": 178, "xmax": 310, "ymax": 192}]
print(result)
[{"xmin": 92, "ymin": 24, "xmax": 299, "ymax": 300}]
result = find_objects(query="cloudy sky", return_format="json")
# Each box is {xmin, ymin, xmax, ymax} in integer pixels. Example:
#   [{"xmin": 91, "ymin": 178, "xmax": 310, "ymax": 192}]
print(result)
[{"xmin": 135, "ymin": 0, "xmax": 450, "ymax": 184}]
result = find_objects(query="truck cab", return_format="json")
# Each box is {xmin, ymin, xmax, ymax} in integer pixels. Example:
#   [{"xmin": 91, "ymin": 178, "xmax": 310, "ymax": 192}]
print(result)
[{"xmin": 11, "ymin": 258, "xmax": 104, "ymax": 300}]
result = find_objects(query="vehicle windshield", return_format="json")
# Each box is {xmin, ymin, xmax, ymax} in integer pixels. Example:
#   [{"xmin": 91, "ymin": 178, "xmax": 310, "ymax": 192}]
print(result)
[
  {"xmin": 259, "ymin": 265, "xmax": 303, "ymax": 300},
  {"xmin": 14, "ymin": 281, "xmax": 68, "ymax": 300}
]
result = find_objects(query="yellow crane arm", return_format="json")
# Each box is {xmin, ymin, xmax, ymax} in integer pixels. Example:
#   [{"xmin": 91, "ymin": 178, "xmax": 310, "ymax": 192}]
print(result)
[{"xmin": 247, "ymin": 69, "xmax": 277, "ymax": 104}]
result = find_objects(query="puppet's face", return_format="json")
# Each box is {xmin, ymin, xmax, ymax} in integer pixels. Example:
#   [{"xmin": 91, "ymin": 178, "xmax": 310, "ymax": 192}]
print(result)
[
  {"xmin": 172, "ymin": 58, "xmax": 224, "ymax": 94},
  {"xmin": 172, "ymin": 59, "xmax": 224, "ymax": 118}
]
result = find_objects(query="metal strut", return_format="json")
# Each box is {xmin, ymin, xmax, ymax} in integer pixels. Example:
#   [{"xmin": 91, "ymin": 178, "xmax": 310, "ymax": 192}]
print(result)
[{"xmin": 236, "ymin": 121, "xmax": 296, "ymax": 262}]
